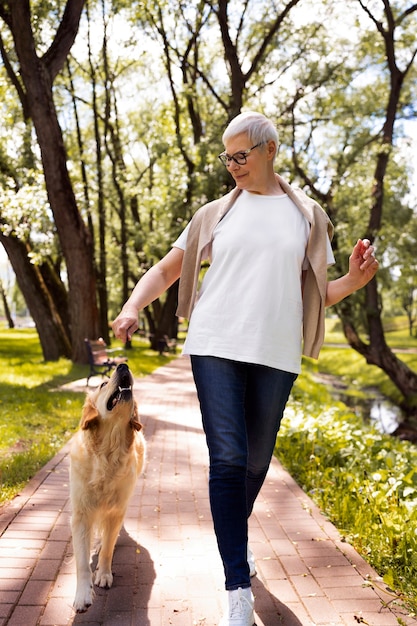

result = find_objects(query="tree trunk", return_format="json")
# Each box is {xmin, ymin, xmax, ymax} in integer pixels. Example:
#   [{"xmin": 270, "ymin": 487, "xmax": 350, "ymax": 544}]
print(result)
[
  {"xmin": 39, "ymin": 258, "xmax": 71, "ymax": 334},
  {"xmin": 0, "ymin": 278, "xmax": 14, "ymax": 329},
  {"xmin": 8, "ymin": 0, "xmax": 99, "ymax": 363},
  {"xmin": 146, "ymin": 282, "xmax": 179, "ymax": 351},
  {"xmin": 323, "ymin": 3, "xmax": 417, "ymax": 419},
  {"xmin": 0, "ymin": 233, "xmax": 71, "ymax": 359}
]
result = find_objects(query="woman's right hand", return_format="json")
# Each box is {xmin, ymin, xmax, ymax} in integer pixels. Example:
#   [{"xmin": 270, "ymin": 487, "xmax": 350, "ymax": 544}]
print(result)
[{"xmin": 112, "ymin": 305, "xmax": 139, "ymax": 342}]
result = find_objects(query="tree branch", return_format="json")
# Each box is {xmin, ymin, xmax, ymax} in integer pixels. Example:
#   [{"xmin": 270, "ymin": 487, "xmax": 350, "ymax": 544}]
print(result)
[
  {"xmin": 245, "ymin": 0, "xmax": 302, "ymax": 83},
  {"xmin": 43, "ymin": 0, "xmax": 86, "ymax": 80},
  {"xmin": 0, "ymin": 31, "xmax": 30, "ymax": 118}
]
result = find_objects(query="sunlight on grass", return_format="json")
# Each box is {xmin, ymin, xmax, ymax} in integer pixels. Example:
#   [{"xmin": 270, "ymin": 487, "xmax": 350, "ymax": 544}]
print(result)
[{"xmin": 0, "ymin": 383, "xmax": 82, "ymax": 505}]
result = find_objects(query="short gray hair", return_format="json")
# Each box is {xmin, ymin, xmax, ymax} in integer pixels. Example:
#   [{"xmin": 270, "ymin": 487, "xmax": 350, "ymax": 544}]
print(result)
[{"xmin": 222, "ymin": 112, "xmax": 279, "ymax": 159}]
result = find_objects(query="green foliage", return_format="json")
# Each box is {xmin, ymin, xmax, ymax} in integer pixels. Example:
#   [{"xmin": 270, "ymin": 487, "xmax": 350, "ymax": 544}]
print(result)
[
  {"xmin": 277, "ymin": 362, "xmax": 417, "ymax": 612},
  {"xmin": 0, "ymin": 328, "xmax": 175, "ymax": 506}
]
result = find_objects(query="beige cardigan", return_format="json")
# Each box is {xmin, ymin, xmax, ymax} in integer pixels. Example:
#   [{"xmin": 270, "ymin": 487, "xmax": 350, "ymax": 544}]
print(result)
[{"xmin": 176, "ymin": 174, "xmax": 334, "ymax": 359}]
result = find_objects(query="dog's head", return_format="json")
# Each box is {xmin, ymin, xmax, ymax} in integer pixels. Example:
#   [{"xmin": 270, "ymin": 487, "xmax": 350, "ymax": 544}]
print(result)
[{"xmin": 81, "ymin": 363, "xmax": 142, "ymax": 432}]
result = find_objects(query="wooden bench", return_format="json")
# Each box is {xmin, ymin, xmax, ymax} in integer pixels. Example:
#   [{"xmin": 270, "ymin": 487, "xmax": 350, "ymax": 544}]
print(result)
[{"xmin": 84, "ymin": 338, "xmax": 128, "ymax": 384}]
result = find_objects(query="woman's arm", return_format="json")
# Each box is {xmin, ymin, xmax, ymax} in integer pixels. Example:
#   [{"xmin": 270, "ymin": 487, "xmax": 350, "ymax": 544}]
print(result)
[
  {"xmin": 112, "ymin": 247, "xmax": 184, "ymax": 342},
  {"xmin": 326, "ymin": 238, "xmax": 379, "ymax": 307}
]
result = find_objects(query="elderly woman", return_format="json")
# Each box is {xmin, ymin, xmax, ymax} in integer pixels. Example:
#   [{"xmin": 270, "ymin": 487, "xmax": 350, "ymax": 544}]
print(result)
[{"xmin": 112, "ymin": 112, "xmax": 379, "ymax": 626}]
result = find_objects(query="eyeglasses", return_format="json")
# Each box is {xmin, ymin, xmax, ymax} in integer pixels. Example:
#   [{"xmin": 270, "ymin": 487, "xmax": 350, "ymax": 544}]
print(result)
[{"xmin": 218, "ymin": 142, "xmax": 264, "ymax": 167}]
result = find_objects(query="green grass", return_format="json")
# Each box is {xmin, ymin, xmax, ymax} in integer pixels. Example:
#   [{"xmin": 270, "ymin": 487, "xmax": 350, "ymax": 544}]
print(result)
[{"xmin": 0, "ymin": 328, "xmax": 175, "ymax": 506}]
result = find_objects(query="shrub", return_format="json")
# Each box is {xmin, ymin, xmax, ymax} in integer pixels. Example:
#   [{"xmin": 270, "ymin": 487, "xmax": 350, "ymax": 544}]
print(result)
[{"xmin": 276, "ymin": 385, "xmax": 417, "ymax": 613}]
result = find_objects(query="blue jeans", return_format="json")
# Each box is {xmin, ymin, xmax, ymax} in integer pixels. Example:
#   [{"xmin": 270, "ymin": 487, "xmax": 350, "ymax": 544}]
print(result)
[{"xmin": 191, "ymin": 356, "xmax": 297, "ymax": 590}]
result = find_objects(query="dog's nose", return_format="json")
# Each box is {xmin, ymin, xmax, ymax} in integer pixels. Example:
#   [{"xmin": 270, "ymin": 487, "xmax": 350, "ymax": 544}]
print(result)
[{"xmin": 116, "ymin": 363, "xmax": 129, "ymax": 373}]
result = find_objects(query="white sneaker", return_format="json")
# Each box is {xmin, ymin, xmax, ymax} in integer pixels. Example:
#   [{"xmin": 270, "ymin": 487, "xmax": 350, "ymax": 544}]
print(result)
[
  {"xmin": 247, "ymin": 545, "xmax": 256, "ymax": 577},
  {"xmin": 219, "ymin": 587, "xmax": 255, "ymax": 626}
]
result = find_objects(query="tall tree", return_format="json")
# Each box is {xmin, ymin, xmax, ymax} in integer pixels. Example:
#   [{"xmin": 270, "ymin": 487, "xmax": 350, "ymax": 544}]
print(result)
[
  {"xmin": 0, "ymin": 0, "xmax": 99, "ymax": 362},
  {"xmin": 336, "ymin": 1, "xmax": 417, "ymax": 413},
  {"xmin": 288, "ymin": 0, "xmax": 417, "ymax": 415}
]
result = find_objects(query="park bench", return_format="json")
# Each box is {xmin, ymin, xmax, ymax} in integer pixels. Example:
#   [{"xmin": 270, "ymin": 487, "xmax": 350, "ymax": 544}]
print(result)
[{"xmin": 84, "ymin": 337, "xmax": 128, "ymax": 384}]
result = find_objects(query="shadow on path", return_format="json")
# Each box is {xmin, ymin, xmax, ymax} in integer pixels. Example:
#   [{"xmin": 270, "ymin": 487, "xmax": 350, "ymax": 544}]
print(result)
[
  {"xmin": 72, "ymin": 527, "xmax": 155, "ymax": 626},
  {"xmin": 252, "ymin": 576, "xmax": 303, "ymax": 626}
]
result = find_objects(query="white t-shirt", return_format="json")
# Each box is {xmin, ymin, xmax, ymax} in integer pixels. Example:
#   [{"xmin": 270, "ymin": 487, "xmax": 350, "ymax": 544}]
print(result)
[{"xmin": 174, "ymin": 191, "xmax": 334, "ymax": 374}]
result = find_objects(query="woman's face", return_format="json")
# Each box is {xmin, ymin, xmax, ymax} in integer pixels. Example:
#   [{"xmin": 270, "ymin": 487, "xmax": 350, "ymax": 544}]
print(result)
[{"xmin": 222, "ymin": 132, "xmax": 274, "ymax": 194}]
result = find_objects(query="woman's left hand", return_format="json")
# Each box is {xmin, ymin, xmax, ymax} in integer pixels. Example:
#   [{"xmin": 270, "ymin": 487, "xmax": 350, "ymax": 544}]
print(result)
[{"xmin": 348, "ymin": 238, "xmax": 379, "ymax": 288}]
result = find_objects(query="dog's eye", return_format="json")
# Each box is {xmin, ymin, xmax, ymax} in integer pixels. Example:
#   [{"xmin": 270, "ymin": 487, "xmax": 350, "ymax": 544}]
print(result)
[{"xmin": 100, "ymin": 381, "xmax": 108, "ymax": 389}]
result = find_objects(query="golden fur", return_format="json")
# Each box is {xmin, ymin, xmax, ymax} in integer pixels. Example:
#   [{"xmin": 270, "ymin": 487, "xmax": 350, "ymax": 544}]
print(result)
[{"xmin": 70, "ymin": 363, "xmax": 146, "ymax": 613}]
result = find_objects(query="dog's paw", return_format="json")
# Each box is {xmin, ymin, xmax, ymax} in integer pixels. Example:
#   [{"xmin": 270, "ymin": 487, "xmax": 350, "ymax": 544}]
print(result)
[
  {"xmin": 73, "ymin": 585, "xmax": 94, "ymax": 613},
  {"xmin": 94, "ymin": 568, "xmax": 113, "ymax": 588}
]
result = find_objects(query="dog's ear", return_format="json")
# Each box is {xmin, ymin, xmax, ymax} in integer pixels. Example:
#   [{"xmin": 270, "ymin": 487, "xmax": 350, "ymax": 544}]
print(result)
[
  {"xmin": 130, "ymin": 403, "xmax": 143, "ymax": 432},
  {"xmin": 80, "ymin": 397, "xmax": 100, "ymax": 430}
]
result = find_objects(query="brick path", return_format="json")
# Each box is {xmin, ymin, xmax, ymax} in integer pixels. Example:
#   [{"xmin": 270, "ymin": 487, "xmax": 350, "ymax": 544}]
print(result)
[{"xmin": 0, "ymin": 356, "xmax": 415, "ymax": 626}]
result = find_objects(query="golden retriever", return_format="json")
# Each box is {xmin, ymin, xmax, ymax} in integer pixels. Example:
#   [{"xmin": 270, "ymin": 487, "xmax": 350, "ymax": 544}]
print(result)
[{"xmin": 70, "ymin": 363, "xmax": 146, "ymax": 613}]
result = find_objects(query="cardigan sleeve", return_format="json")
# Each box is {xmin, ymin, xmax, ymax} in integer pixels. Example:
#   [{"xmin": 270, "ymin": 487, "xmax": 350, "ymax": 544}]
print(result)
[
  {"xmin": 176, "ymin": 189, "xmax": 241, "ymax": 318},
  {"xmin": 302, "ymin": 205, "xmax": 334, "ymax": 358}
]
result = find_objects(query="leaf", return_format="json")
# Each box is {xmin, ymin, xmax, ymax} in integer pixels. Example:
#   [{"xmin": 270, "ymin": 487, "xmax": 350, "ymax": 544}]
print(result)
[{"xmin": 383, "ymin": 568, "xmax": 395, "ymax": 591}]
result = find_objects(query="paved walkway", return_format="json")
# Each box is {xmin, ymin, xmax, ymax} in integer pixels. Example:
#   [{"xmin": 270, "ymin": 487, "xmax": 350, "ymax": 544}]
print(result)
[{"xmin": 0, "ymin": 356, "xmax": 415, "ymax": 626}]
